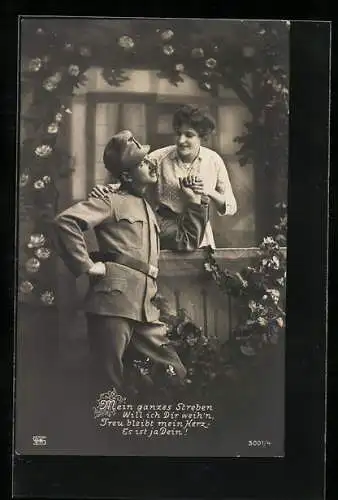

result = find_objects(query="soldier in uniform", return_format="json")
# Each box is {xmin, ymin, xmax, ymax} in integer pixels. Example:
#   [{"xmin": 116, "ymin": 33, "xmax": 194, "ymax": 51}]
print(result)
[{"xmin": 53, "ymin": 130, "xmax": 209, "ymax": 394}]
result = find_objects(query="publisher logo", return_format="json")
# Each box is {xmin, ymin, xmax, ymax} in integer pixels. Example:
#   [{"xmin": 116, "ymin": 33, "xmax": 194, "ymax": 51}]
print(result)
[{"xmin": 32, "ymin": 435, "xmax": 47, "ymax": 446}]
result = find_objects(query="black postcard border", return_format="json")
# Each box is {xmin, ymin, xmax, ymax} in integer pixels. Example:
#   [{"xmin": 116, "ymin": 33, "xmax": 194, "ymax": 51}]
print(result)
[{"xmin": 3, "ymin": 19, "xmax": 331, "ymax": 500}]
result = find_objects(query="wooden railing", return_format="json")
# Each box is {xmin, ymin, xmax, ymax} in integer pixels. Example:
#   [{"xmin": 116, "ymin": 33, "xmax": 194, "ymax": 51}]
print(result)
[{"xmin": 157, "ymin": 248, "xmax": 260, "ymax": 342}]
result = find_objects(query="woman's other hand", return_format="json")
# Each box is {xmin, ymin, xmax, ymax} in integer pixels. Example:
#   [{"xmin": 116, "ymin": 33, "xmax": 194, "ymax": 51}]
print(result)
[{"xmin": 182, "ymin": 175, "xmax": 206, "ymax": 195}]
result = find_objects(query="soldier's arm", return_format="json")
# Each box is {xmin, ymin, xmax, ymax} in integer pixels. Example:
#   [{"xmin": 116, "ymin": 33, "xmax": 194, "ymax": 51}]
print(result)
[
  {"xmin": 157, "ymin": 180, "xmax": 210, "ymax": 251},
  {"xmin": 53, "ymin": 197, "xmax": 112, "ymax": 277}
]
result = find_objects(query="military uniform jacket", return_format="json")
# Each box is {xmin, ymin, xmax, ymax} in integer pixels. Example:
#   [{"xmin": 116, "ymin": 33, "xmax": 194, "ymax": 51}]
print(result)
[{"xmin": 54, "ymin": 191, "xmax": 208, "ymax": 322}]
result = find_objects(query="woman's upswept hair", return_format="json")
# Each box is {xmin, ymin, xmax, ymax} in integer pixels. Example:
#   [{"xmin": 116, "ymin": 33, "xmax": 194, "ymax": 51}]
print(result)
[{"xmin": 172, "ymin": 104, "xmax": 216, "ymax": 138}]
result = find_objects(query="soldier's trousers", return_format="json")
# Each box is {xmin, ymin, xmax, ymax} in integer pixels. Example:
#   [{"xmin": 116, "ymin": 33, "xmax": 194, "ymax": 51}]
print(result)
[{"xmin": 86, "ymin": 314, "xmax": 187, "ymax": 392}]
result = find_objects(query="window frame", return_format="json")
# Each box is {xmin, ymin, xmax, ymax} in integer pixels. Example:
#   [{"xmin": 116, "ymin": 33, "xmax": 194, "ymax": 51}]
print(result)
[{"xmin": 85, "ymin": 91, "xmax": 242, "ymax": 190}]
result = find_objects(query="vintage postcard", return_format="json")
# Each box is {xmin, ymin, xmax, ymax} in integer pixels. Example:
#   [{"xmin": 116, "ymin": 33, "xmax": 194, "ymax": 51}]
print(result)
[{"xmin": 14, "ymin": 17, "xmax": 290, "ymax": 459}]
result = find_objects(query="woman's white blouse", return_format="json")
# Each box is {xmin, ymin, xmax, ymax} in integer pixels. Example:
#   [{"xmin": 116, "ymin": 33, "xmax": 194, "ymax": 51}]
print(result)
[{"xmin": 149, "ymin": 145, "xmax": 237, "ymax": 248}]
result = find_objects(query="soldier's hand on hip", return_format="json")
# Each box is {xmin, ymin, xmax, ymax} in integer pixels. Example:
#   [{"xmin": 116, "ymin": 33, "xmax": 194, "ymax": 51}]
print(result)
[{"xmin": 88, "ymin": 262, "xmax": 106, "ymax": 277}]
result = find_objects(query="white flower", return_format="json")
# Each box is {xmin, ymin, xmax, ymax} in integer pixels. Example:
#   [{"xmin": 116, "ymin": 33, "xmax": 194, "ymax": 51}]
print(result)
[
  {"xmin": 47, "ymin": 122, "xmax": 58, "ymax": 134},
  {"xmin": 249, "ymin": 301, "xmax": 266, "ymax": 315},
  {"xmin": 19, "ymin": 281, "xmax": 34, "ymax": 294},
  {"xmin": 34, "ymin": 180, "xmax": 45, "ymax": 190},
  {"xmin": 25, "ymin": 257, "xmax": 40, "ymax": 273},
  {"xmin": 257, "ymin": 317, "xmax": 268, "ymax": 327},
  {"xmin": 204, "ymin": 262, "xmax": 213, "ymax": 272},
  {"xmin": 28, "ymin": 233, "xmax": 46, "ymax": 248},
  {"xmin": 118, "ymin": 35, "xmax": 134, "ymax": 49},
  {"xmin": 55, "ymin": 113, "xmax": 63, "ymax": 122},
  {"xmin": 205, "ymin": 58, "xmax": 217, "ymax": 69},
  {"xmin": 44, "ymin": 72, "xmax": 62, "ymax": 91},
  {"xmin": 35, "ymin": 247, "xmax": 51, "ymax": 260},
  {"xmin": 68, "ymin": 64, "xmax": 80, "ymax": 76},
  {"xmin": 35, "ymin": 144, "xmax": 52, "ymax": 157},
  {"xmin": 273, "ymin": 82, "xmax": 283, "ymax": 92},
  {"xmin": 263, "ymin": 236, "xmax": 275, "ymax": 245},
  {"xmin": 161, "ymin": 29, "xmax": 174, "ymax": 41},
  {"xmin": 28, "ymin": 58, "xmax": 42, "ymax": 72},
  {"xmin": 248, "ymin": 300, "xmax": 257, "ymax": 312},
  {"xmin": 43, "ymin": 78, "xmax": 57, "ymax": 91},
  {"xmin": 64, "ymin": 42, "xmax": 74, "ymax": 51},
  {"xmin": 272, "ymin": 255, "xmax": 280, "ymax": 269},
  {"xmin": 175, "ymin": 63, "xmax": 184, "ymax": 72},
  {"xmin": 267, "ymin": 289, "xmax": 280, "ymax": 304},
  {"xmin": 139, "ymin": 367, "xmax": 149, "ymax": 376},
  {"xmin": 163, "ymin": 44, "xmax": 174, "ymax": 56},
  {"xmin": 166, "ymin": 365, "xmax": 176, "ymax": 376},
  {"xmin": 41, "ymin": 291, "xmax": 55, "ymax": 305},
  {"xmin": 42, "ymin": 175, "xmax": 51, "ymax": 184}
]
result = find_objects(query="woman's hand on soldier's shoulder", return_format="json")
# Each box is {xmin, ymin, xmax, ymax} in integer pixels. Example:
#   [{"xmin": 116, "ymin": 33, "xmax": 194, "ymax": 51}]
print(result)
[{"xmin": 89, "ymin": 183, "xmax": 120, "ymax": 200}]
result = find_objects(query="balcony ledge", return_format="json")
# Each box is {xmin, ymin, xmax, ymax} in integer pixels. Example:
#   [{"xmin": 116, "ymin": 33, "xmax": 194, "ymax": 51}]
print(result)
[{"xmin": 158, "ymin": 247, "xmax": 286, "ymax": 277}]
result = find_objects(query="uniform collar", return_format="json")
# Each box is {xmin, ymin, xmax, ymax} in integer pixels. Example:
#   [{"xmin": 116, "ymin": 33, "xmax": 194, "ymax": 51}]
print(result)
[{"xmin": 120, "ymin": 184, "xmax": 146, "ymax": 199}]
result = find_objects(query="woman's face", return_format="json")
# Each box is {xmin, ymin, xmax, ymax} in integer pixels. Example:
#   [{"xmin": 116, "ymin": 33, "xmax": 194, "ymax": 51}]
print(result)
[{"xmin": 175, "ymin": 125, "xmax": 201, "ymax": 160}]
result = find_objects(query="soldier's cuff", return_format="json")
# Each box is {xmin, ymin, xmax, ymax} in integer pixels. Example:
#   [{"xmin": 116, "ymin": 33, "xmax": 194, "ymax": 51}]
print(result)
[
  {"xmin": 217, "ymin": 201, "xmax": 237, "ymax": 216},
  {"xmin": 77, "ymin": 258, "xmax": 96, "ymax": 277},
  {"xmin": 217, "ymin": 202, "xmax": 227, "ymax": 216}
]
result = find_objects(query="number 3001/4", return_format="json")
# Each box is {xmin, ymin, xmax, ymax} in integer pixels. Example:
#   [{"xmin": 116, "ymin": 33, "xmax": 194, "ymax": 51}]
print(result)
[{"xmin": 248, "ymin": 440, "xmax": 271, "ymax": 447}]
